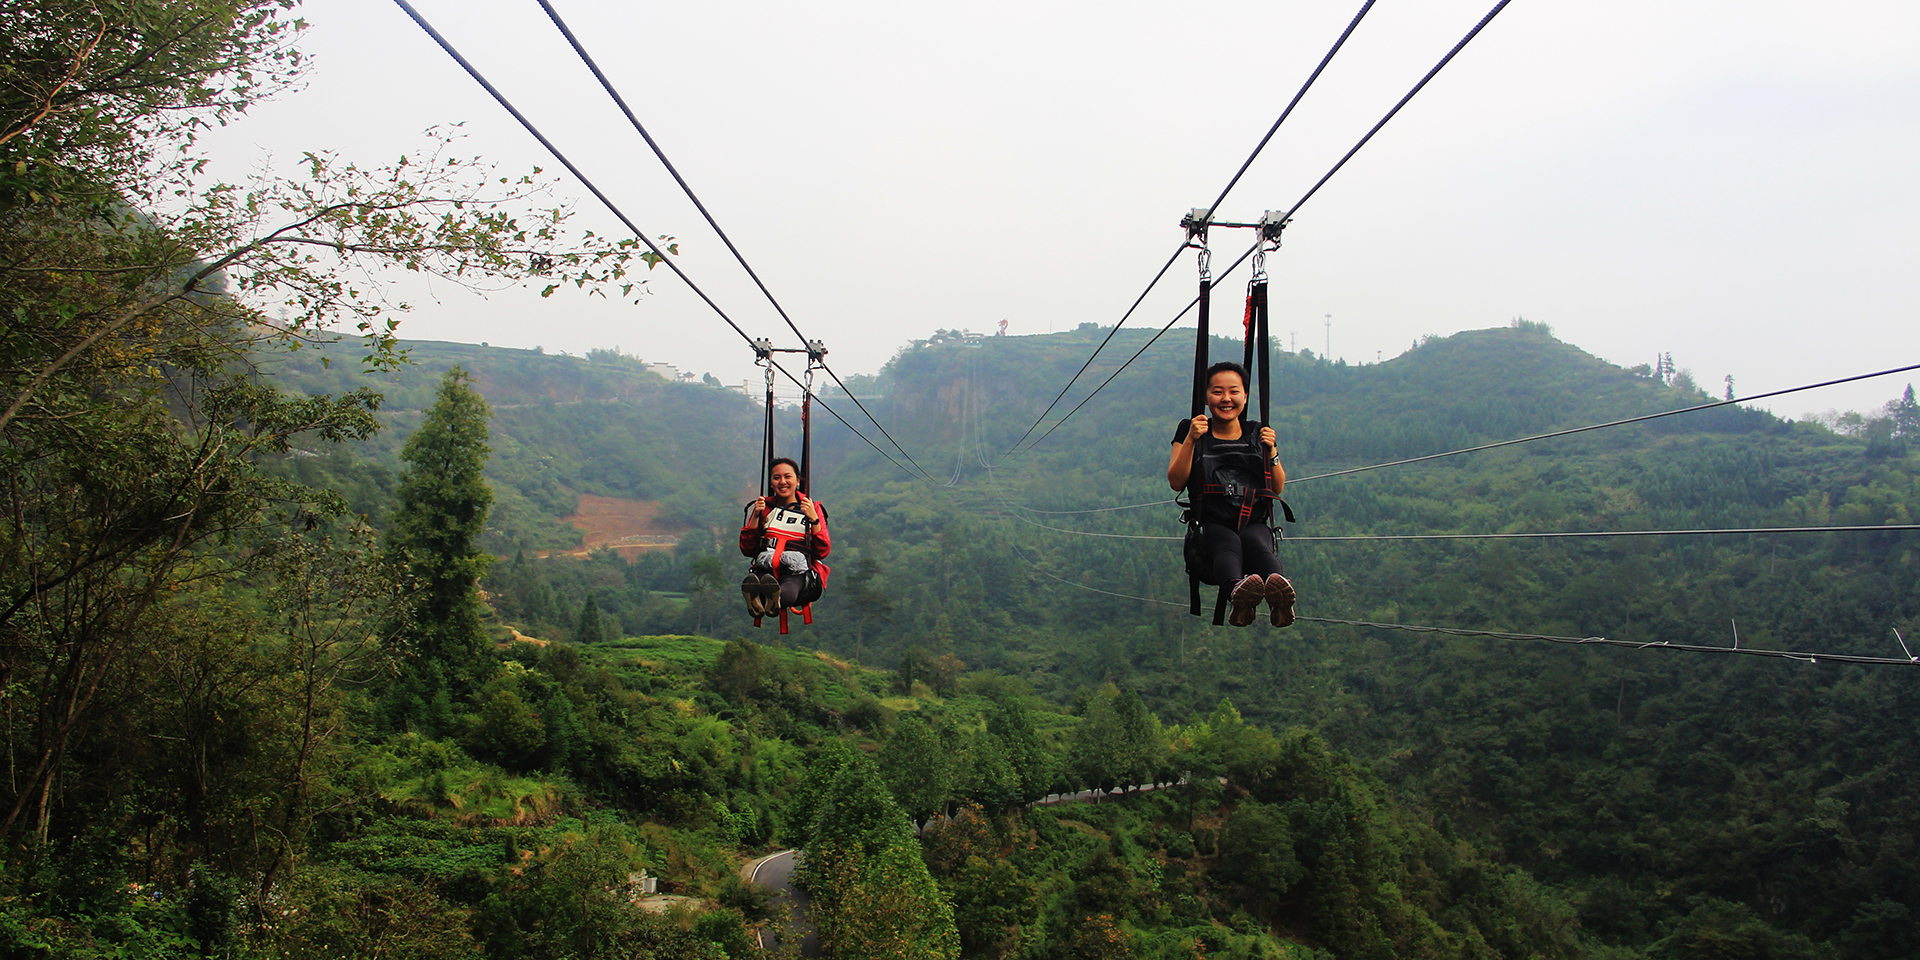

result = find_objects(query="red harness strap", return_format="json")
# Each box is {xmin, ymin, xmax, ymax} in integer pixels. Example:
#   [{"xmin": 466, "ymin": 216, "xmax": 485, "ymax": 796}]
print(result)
[{"xmin": 1199, "ymin": 481, "xmax": 1278, "ymax": 529}]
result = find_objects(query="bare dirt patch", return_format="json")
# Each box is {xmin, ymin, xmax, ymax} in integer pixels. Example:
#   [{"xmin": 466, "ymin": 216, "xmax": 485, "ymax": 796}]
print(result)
[
  {"xmin": 634, "ymin": 894, "xmax": 702, "ymax": 915},
  {"xmin": 546, "ymin": 494, "xmax": 694, "ymax": 560}
]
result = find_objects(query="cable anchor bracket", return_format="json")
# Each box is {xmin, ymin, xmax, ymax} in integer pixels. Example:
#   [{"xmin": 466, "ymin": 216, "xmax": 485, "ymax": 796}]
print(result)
[
  {"xmin": 1182, "ymin": 208, "xmax": 1213, "ymax": 282},
  {"xmin": 1180, "ymin": 207, "xmax": 1213, "ymax": 245},
  {"xmin": 1252, "ymin": 208, "xmax": 1290, "ymax": 281}
]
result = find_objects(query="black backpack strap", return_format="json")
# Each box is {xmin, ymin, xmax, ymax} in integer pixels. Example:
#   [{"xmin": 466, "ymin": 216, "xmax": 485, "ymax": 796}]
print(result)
[{"xmin": 1211, "ymin": 588, "xmax": 1229, "ymax": 626}]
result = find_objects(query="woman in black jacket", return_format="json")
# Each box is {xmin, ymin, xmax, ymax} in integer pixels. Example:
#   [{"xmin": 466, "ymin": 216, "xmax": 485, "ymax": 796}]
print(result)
[{"xmin": 1166, "ymin": 361, "xmax": 1294, "ymax": 627}]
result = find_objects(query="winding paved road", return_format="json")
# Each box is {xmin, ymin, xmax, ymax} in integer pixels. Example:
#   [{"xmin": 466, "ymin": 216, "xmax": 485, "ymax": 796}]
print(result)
[{"xmin": 742, "ymin": 849, "xmax": 818, "ymax": 956}]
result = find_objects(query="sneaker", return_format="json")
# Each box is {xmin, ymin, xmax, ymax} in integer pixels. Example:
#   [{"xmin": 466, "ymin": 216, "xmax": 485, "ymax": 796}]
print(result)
[
  {"xmin": 1228, "ymin": 575, "xmax": 1263, "ymax": 627},
  {"xmin": 757, "ymin": 573, "xmax": 781, "ymax": 613},
  {"xmin": 743, "ymin": 575, "xmax": 767, "ymax": 618},
  {"xmin": 1263, "ymin": 573, "xmax": 1296, "ymax": 628}
]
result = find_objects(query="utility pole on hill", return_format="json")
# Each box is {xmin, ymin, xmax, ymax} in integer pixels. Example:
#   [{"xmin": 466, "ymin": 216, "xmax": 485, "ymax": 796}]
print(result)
[{"xmin": 1324, "ymin": 314, "xmax": 1331, "ymax": 361}]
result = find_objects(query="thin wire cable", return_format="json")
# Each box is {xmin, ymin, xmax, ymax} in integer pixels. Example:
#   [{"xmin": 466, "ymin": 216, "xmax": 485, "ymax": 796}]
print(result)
[
  {"xmin": 1291, "ymin": 361, "xmax": 1920, "ymax": 483},
  {"xmin": 1010, "ymin": 239, "xmax": 1259, "ymax": 458},
  {"xmin": 534, "ymin": 0, "xmax": 940, "ymax": 480},
  {"xmin": 1300, "ymin": 617, "xmax": 1916, "ymax": 666},
  {"xmin": 1008, "ymin": 539, "xmax": 1187, "ymax": 606},
  {"xmin": 1286, "ymin": 0, "xmax": 1511, "ymax": 221},
  {"xmin": 766, "ymin": 357, "xmax": 930, "ymax": 483},
  {"xmin": 1010, "ymin": 0, "xmax": 1515, "ymax": 458},
  {"xmin": 534, "ymin": 0, "xmax": 810, "ymax": 349},
  {"xmin": 993, "ymin": 511, "xmax": 1920, "ymax": 544},
  {"xmin": 1002, "ymin": 510, "xmax": 1179, "ymax": 541},
  {"xmin": 1003, "ymin": 0, "xmax": 1378, "ymax": 456},
  {"xmin": 819, "ymin": 363, "xmax": 959, "ymax": 487},
  {"xmin": 1002, "ymin": 248, "xmax": 1189, "ymax": 458},
  {"xmin": 1002, "ymin": 547, "xmax": 1918, "ymax": 666},
  {"xmin": 999, "ymin": 519, "xmax": 1916, "ymax": 666},
  {"xmin": 1290, "ymin": 525, "xmax": 1920, "ymax": 541},
  {"xmin": 395, "ymin": 0, "xmax": 947, "ymax": 486},
  {"xmin": 393, "ymin": 0, "xmax": 754, "ymax": 349},
  {"xmin": 1006, "ymin": 499, "xmax": 1180, "ymax": 515},
  {"xmin": 1204, "ymin": 0, "xmax": 1378, "ymax": 226}
]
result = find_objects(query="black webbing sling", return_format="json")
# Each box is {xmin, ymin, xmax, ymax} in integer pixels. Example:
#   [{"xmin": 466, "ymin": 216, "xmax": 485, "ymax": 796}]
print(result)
[{"xmin": 1186, "ymin": 245, "xmax": 1219, "ymax": 622}]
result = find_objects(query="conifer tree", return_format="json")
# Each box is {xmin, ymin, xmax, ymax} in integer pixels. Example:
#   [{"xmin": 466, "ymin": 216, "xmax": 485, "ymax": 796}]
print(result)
[
  {"xmin": 575, "ymin": 593, "xmax": 606, "ymax": 644},
  {"xmin": 389, "ymin": 367, "xmax": 494, "ymax": 686},
  {"xmin": 1893, "ymin": 384, "xmax": 1919, "ymax": 438}
]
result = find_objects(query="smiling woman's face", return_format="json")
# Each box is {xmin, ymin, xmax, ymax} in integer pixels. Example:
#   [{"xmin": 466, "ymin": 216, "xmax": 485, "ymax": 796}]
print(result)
[
  {"xmin": 769, "ymin": 463, "xmax": 799, "ymax": 499},
  {"xmin": 1206, "ymin": 370, "xmax": 1246, "ymax": 422}
]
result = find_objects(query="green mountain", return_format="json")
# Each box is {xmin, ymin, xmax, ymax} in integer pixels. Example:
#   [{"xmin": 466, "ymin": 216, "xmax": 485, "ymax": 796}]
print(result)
[{"xmin": 254, "ymin": 322, "xmax": 1920, "ymax": 958}]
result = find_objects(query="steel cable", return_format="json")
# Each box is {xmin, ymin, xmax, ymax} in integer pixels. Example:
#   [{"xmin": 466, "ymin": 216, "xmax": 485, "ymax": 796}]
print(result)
[
  {"xmin": 395, "ymin": 0, "xmax": 948, "ymax": 485},
  {"xmin": 1290, "ymin": 361, "xmax": 1920, "ymax": 483},
  {"xmin": 1003, "ymin": 0, "xmax": 1380, "ymax": 457},
  {"xmin": 1009, "ymin": 0, "xmax": 1515, "ymax": 458},
  {"xmin": 536, "ymin": 0, "xmax": 942, "ymax": 482}
]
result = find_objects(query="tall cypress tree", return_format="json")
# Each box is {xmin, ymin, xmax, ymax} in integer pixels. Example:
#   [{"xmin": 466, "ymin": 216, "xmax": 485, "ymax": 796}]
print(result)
[
  {"xmin": 389, "ymin": 367, "xmax": 494, "ymax": 687},
  {"xmin": 575, "ymin": 593, "xmax": 606, "ymax": 644},
  {"xmin": 1894, "ymin": 384, "xmax": 1919, "ymax": 438}
]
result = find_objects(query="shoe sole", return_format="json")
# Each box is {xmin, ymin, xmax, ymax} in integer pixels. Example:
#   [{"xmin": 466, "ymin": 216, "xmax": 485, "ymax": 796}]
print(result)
[
  {"xmin": 1264, "ymin": 574, "xmax": 1296, "ymax": 628},
  {"xmin": 1228, "ymin": 576, "xmax": 1262, "ymax": 627},
  {"xmin": 758, "ymin": 573, "xmax": 781, "ymax": 613},
  {"xmin": 743, "ymin": 575, "xmax": 767, "ymax": 618}
]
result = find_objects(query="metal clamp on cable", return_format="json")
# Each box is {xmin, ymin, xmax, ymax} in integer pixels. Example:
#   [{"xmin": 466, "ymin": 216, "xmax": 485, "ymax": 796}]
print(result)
[
  {"xmin": 1260, "ymin": 209, "xmax": 1290, "ymax": 243},
  {"xmin": 1253, "ymin": 209, "xmax": 1289, "ymax": 281},
  {"xmin": 1183, "ymin": 207, "xmax": 1214, "ymax": 283},
  {"xmin": 1184, "ymin": 208, "xmax": 1215, "ymax": 283},
  {"xmin": 1180, "ymin": 207, "xmax": 1213, "ymax": 246}
]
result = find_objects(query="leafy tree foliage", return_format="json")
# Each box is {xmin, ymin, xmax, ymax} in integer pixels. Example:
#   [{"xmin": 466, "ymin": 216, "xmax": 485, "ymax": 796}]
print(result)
[
  {"xmin": 575, "ymin": 592, "xmax": 607, "ymax": 644},
  {"xmin": 0, "ymin": 1, "xmax": 654, "ymax": 948},
  {"xmin": 389, "ymin": 367, "xmax": 494, "ymax": 686},
  {"xmin": 877, "ymin": 713, "xmax": 951, "ymax": 827},
  {"xmin": 263, "ymin": 319, "xmax": 1920, "ymax": 959},
  {"xmin": 796, "ymin": 752, "xmax": 959, "ymax": 959}
]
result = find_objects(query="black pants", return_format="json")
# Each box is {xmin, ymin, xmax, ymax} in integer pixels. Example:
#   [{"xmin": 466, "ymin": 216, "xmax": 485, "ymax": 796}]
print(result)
[
  {"xmin": 752, "ymin": 549, "xmax": 812, "ymax": 608},
  {"xmin": 1202, "ymin": 521, "xmax": 1281, "ymax": 589}
]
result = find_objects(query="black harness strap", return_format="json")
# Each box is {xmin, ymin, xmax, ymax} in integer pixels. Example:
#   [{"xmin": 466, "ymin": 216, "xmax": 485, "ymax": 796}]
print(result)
[
  {"xmin": 754, "ymin": 339, "xmax": 776, "ymax": 499},
  {"xmin": 800, "ymin": 339, "xmax": 825, "ymax": 498},
  {"xmin": 1189, "ymin": 266, "xmax": 1211, "ymax": 620}
]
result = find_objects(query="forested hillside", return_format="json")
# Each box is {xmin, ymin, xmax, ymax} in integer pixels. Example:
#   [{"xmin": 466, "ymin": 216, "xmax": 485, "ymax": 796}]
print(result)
[
  {"xmin": 7, "ymin": 3, "xmax": 1919, "ymax": 956},
  {"xmin": 240, "ymin": 319, "xmax": 1919, "ymax": 958}
]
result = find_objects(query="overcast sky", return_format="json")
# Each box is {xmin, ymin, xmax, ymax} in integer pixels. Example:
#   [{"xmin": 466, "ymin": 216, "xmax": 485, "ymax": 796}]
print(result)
[{"xmin": 202, "ymin": 0, "xmax": 1919, "ymax": 420}]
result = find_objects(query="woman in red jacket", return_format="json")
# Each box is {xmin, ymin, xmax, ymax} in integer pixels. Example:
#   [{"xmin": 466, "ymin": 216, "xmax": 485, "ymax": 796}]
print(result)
[{"xmin": 738, "ymin": 457, "xmax": 830, "ymax": 617}]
